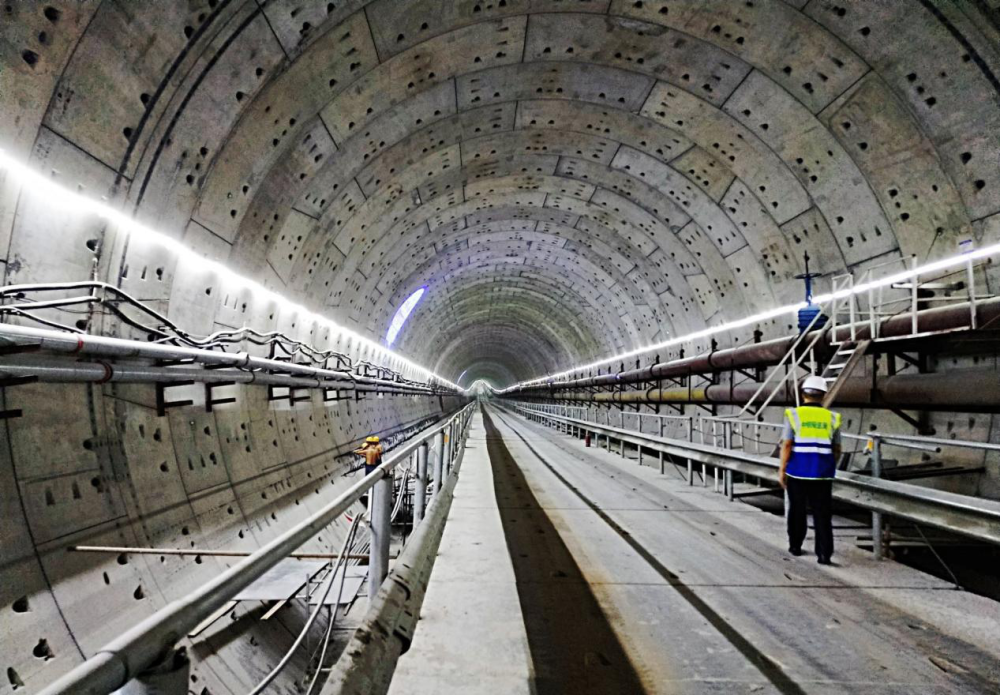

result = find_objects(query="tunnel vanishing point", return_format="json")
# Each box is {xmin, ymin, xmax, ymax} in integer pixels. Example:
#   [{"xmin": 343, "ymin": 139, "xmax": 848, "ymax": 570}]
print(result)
[{"xmin": 2, "ymin": 1, "xmax": 1000, "ymax": 694}]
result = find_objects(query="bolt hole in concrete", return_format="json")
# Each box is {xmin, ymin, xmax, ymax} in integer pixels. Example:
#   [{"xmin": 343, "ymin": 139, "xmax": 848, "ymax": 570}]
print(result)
[
  {"xmin": 32, "ymin": 639, "xmax": 53, "ymax": 660},
  {"xmin": 7, "ymin": 666, "xmax": 24, "ymax": 689}
]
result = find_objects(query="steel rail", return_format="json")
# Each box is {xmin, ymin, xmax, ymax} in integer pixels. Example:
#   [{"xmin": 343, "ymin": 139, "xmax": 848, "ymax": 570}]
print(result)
[
  {"xmin": 507, "ymin": 404, "xmax": 1000, "ymax": 547},
  {"xmin": 36, "ymin": 402, "xmax": 476, "ymax": 695}
]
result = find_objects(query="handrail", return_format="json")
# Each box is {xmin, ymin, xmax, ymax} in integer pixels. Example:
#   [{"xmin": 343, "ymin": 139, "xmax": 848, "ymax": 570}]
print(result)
[
  {"xmin": 736, "ymin": 306, "xmax": 827, "ymax": 417},
  {"xmin": 37, "ymin": 402, "xmax": 476, "ymax": 695},
  {"xmin": 319, "ymin": 407, "xmax": 473, "ymax": 695},
  {"xmin": 508, "ymin": 403, "xmax": 1000, "ymax": 547}
]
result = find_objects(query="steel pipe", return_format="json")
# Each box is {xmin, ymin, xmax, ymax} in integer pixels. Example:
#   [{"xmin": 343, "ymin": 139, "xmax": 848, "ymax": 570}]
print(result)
[
  {"xmin": 35, "ymin": 403, "xmax": 475, "ymax": 695},
  {"xmin": 0, "ymin": 323, "xmax": 454, "ymax": 393},
  {"xmin": 512, "ymin": 297, "xmax": 1000, "ymax": 392},
  {"xmin": 0, "ymin": 356, "xmax": 439, "ymax": 396},
  {"xmin": 521, "ymin": 368, "xmax": 1000, "ymax": 413},
  {"xmin": 369, "ymin": 474, "xmax": 393, "ymax": 605},
  {"xmin": 413, "ymin": 444, "xmax": 428, "ymax": 523}
]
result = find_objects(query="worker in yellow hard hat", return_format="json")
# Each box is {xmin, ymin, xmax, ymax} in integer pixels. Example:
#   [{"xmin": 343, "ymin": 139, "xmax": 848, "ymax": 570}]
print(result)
[
  {"xmin": 355, "ymin": 435, "xmax": 383, "ymax": 476},
  {"xmin": 354, "ymin": 435, "xmax": 383, "ymax": 519}
]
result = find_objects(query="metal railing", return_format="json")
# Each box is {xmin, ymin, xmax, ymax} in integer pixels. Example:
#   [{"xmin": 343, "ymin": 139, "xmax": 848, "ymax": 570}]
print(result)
[
  {"xmin": 509, "ymin": 402, "xmax": 1000, "ymax": 559},
  {"xmin": 37, "ymin": 403, "xmax": 476, "ymax": 695},
  {"xmin": 830, "ymin": 254, "xmax": 987, "ymax": 344}
]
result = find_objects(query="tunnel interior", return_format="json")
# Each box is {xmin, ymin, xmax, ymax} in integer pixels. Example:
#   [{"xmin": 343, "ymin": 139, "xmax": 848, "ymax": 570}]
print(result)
[{"xmin": 2, "ymin": 1, "xmax": 1000, "ymax": 693}]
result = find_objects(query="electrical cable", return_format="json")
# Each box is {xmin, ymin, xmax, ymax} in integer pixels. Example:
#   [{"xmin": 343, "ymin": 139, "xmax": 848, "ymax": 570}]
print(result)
[
  {"xmin": 303, "ymin": 514, "xmax": 364, "ymax": 695},
  {"xmin": 0, "ymin": 281, "xmax": 438, "ymax": 388},
  {"xmin": 247, "ymin": 513, "xmax": 362, "ymax": 695}
]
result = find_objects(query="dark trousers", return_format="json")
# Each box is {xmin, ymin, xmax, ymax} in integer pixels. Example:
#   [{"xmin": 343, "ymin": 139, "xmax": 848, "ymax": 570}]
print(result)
[{"xmin": 786, "ymin": 477, "xmax": 834, "ymax": 559}]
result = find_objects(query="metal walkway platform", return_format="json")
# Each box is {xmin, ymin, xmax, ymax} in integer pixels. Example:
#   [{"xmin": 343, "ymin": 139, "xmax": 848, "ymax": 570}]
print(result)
[{"xmin": 392, "ymin": 406, "xmax": 1000, "ymax": 694}]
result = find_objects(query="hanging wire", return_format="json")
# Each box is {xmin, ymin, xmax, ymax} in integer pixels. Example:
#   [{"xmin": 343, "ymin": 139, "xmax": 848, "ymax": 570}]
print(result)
[
  {"xmin": 246, "ymin": 513, "xmax": 363, "ymax": 695},
  {"xmin": 303, "ymin": 514, "xmax": 364, "ymax": 695},
  {"xmin": 0, "ymin": 281, "xmax": 433, "ymax": 387},
  {"xmin": 911, "ymin": 523, "xmax": 962, "ymax": 590}
]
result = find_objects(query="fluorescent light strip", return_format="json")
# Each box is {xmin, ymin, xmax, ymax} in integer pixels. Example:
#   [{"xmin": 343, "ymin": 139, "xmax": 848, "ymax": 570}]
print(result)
[
  {"xmin": 0, "ymin": 149, "xmax": 461, "ymax": 390},
  {"xmin": 505, "ymin": 241, "xmax": 1000, "ymax": 391},
  {"xmin": 386, "ymin": 286, "xmax": 426, "ymax": 347}
]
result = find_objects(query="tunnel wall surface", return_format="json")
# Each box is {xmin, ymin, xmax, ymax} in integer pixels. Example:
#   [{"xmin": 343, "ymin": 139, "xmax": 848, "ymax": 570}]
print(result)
[{"xmin": 4, "ymin": 1, "xmax": 1000, "ymax": 692}]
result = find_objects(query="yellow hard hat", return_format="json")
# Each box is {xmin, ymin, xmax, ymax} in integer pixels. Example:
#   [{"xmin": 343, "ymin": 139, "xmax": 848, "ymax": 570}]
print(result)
[{"xmin": 365, "ymin": 435, "xmax": 379, "ymax": 444}]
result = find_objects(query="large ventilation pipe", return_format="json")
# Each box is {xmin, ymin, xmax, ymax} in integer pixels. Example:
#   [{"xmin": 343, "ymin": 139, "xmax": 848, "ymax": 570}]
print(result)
[
  {"xmin": 529, "ymin": 368, "xmax": 1000, "ymax": 413},
  {"xmin": 513, "ymin": 298, "xmax": 1000, "ymax": 392}
]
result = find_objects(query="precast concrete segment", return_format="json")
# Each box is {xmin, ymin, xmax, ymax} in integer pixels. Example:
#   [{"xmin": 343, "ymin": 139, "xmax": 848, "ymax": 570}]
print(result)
[
  {"xmin": 487, "ymin": 407, "xmax": 1000, "ymax": 694},
  {"xmin": 388, "ymin": 413, "xmax": 533, "ymax": 695},
  {"xmin": 481, "ymin": 408, "xmax": 649, "ymax": 695}
]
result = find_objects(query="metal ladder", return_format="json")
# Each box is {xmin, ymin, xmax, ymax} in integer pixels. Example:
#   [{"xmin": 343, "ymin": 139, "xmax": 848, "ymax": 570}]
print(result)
[{"xmin": 820, "ymin": 339, "xmax": 871, "ymax": 408}]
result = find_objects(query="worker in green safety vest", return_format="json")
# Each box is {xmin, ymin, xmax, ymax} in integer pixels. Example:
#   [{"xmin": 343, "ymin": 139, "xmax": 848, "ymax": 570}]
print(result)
[{"xmin": 779, "ymin": 375, "xmax": 842, "ymax": 565}]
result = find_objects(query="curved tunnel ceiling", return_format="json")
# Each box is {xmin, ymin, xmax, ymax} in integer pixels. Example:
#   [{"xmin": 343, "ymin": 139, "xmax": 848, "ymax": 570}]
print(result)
[{"xmin": 4, "ymin": 0, "xmax": 1000, "ymax": 388}]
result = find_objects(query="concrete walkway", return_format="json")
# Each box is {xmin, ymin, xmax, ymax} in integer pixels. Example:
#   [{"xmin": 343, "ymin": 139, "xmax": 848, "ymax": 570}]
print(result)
[{"xmin": 388, "ymin": 413, "xmax": 533, "ymax": 695}]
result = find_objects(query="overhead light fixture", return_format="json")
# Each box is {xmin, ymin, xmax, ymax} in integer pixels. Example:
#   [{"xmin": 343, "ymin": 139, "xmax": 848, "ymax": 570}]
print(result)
[
  {"xmin": 0, "ymin": 149, "xmax": 461, "ymax": 390},
  {"xmin": 386, "ymin": 286, "xmax": 426, "ymax": 347},
  {"xmin": 504, "ymin": 241, "xmax": 1000, "ymax": 390}
]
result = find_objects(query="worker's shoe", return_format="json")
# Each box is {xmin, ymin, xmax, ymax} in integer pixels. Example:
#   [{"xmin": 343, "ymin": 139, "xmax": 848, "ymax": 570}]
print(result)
[
  {"xmin": 789, "ymin": 547, "xmax": 803, "ymax": 557},
  {"xmin": 817, "ymin": 556, "xmax": 832, "ymax": 565}
]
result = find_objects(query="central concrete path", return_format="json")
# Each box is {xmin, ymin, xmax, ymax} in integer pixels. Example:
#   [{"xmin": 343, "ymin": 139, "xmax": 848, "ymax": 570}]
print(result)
[{"xmin": 388, "ymin": 412, "xmax": 533, "ymax": 695}]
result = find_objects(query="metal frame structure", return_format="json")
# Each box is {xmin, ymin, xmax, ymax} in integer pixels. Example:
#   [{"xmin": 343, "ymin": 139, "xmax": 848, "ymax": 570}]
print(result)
[
  {"xmin": 36, "ymin": 403, "xmax": 476, "ymax": 695},
  {"xmin": 507, "ymin": 402, "xmax": 1000, "ymax": 560},
  {"xmin": 0, "ymin": 324, "xmax": 459, "ymax": 414}
]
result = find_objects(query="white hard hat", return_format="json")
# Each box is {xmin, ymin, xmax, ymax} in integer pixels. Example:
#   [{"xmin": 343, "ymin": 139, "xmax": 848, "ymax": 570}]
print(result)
[{"xmin": 802, "ymin": 375, "xmax": 828, "ymax": 393}]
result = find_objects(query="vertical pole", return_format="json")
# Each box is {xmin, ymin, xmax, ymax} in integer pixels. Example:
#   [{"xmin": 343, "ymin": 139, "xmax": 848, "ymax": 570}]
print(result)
[
  {"xmin": 726, "ymin": 470, "xmax": 734, "ymax": 501},
  {"xmin": 872, "ymin": 435, "xmax": 884, "ymax": 560},
  {"xmin": 414, "ymin": 443, "xmax": 428, "ymax": 523},
  {"xmin": 370, "ymin": 472, "xmax": 392, "ymax": 604},
  {"xmin": 687, "ymin": 459, "xmax": 693, "ymax": 486},
  {"xmin": 433, "ymin": 431, "xmax": 445, "ymax": 494},
  {"xmin": 658, "ymin": 417, "xmax": 665, "ymax": 472},
  {"xmin": 967, "ymin": 257, "xmax": 978, "ymax": 329},
  {"xmin": 714, "ymin": 466, "xmax": 719, "ymax": 493},
  {"xmin": 910, "ymin": 256, "xmax": 919, "ymax": 336}
]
